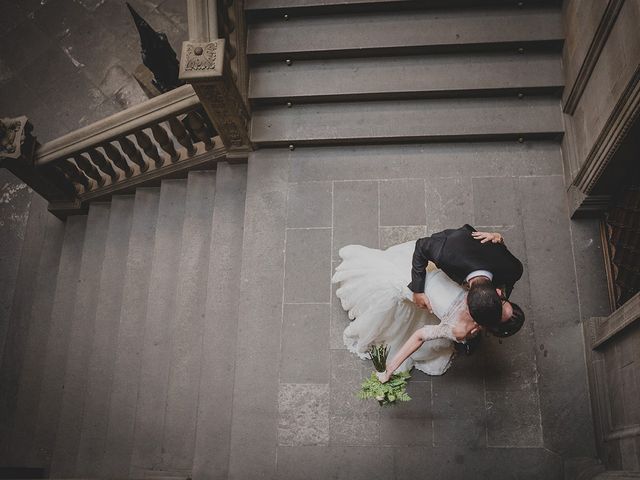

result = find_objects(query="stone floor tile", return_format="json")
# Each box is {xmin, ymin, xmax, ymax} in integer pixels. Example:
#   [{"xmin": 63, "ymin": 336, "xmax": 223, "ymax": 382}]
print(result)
[
  {"xmin": 21, "ymin": 47, "xmax": 81, "ymax": 96},
  {"xmin": 379, "ymin": 225, "xmax": 426, "ymax": 250},
  {"xmin": 330, "ymin": 350, "xmax": 379, "ymax": 416},
  {"xmin": 0, "ymin": 0, "xmax": 25, "ymax": 33},
  {"xmin": 472, "ymin": 176, "xmax": 520, "ymax": 227},
  {"xmin": 424, "ymin": 176, "xmax": 474, "ymax": 234},
  {"xmin": 432, "ymin": 417, "xmax": 486, "ymax": 448},
  {"xmin": 287, "ymin": 181, "xmax": 332, "ymax": 228},
  {"xmin": 0, "ymin": 21, "xmax": 49, "ymax": 76},
  {"xmin": 379, "ymin": 417, "xmax": 432, "ymax": 446},
  {"xmin": 277, "ymin": 446, "xmax": 394, "ymax": 480},
  {"xmin": 158, "ymin": 0, "xmax": 188, "ymax": 30},
  {"xmin": 483, "ymin": 332, "xmax": 539, "ymax": 392},
  {"xmin": 379, "ymin": 381, "xmax": 431, "ymax": 419},
  {"xmin": 570, "ymin": 218, "xmax": 611, "ymax": 321},
  {"xmin": 30, "ymin": 0, "xmax": 88, "ymax": 40},
  {"xmin": 379, "ymin": 178, "xmax": 425, "ymax": 226},
  {"xmin": 330, "ymin": 413, "xmax": 379, "ymax": 446},
  {"xmin": 284, "ymin": 228, "xmax": 332, "ymax": 303},
  {"xmin": 288, "ymin": 143, "xmax": 562, "ymax": 183},
  {"xmin": 330, "ymin": 266, "xmax": 350, "ymax": 350},
  {"xmin": 278, "ymin": 384, "xmax": 330, "ymax": 447},
  {"xmin": 332, "ymin": 181, "xmax": 379, "ymax": 260},
  {"xmin": 280, "ymin": 303, "xmax": 330, "ymax": 384},
  {"xmin": 486, "ymin": 386, "xmax": 543, "ymax": 447},
  {"xmin": 519, "ymin": 175, "xmax": 596, "ymax": 457}
]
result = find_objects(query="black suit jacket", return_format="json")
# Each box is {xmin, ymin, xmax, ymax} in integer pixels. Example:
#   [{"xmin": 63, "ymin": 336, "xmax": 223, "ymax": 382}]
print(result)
[{"xmin": 409, "ymin": 224, "xmax": 523, "ymax": 298}]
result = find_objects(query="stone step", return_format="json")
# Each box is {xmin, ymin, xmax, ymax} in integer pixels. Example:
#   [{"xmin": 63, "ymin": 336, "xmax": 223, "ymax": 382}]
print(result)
[
  {"xmin": 0, "ymin": 194, "xmax": 50, "ymax": 462},
  {"xmin": 74, "ymin": 195, "xmax": 135, "ymax": 477},
  {"xmin": 247, "ymin": 6, "xmax": 563, "ymax": 61},
  {"xmin": 251, "ymin": 96, "xmax": 563, "ymax": 146},
  {"xmin": 192, "ymin": 162, "xmax": 247, "ymax": 480},
  {"xmin": 49, "ymin": 203, "xmax": 111, "ymax": 477},
  {"xmin": 101, "ymin": 188, "xmax": 161, "ymax": 479},
  {"xmin": 7, "ymin": 211, "xmax": 65, "ymax": 467},
  {"xmin": 246, "ymin": 0, "xmax": 561, "ymax": 19},
  {"xmin": 129, "ymin": 179, "xmax": 187, "ymax": 475},
  {"xmin": 249, "ymin": 52, "xmax": 563, "ymax": 105},
  {"xmin": 30, "ymin": 215, "xmax": 87, "ymax": 468},
  {"xmin": 161, "ymin": 171, "xmax": 217, "ymax": 472}
]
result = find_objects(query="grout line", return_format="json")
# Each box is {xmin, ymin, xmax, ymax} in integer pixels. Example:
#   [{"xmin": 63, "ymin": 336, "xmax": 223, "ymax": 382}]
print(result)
[
  {"xmin": 285, "ymin": 226, "xmax": 332, "ymax": 230},
  {"xmin": 283, "ymin": 302, "xmax": 331, "ymax": 305}
]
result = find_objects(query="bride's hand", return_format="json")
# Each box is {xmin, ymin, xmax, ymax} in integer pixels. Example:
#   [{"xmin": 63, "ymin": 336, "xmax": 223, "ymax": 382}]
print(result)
[
  {"xmin": 376, "ymin": 370, "xmax": 391, "ymax": 383},
  {"xmin": 412, "ymin": 292, "xmax": 433, "ymax": 313},
  {"xmin": 472, "ymin": 231, "xmax": 504, "ymax": 244}
]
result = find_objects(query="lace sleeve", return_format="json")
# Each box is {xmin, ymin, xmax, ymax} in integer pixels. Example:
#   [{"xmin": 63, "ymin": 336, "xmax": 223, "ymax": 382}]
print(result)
[{"xmin": 420, "ymin": 323, "xmax": 456, "ymax": 342}]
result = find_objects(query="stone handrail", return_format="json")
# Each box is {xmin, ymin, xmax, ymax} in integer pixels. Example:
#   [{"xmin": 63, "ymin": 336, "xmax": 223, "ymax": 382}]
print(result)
[{"xmin": 36, "ymin": 84, "xmax": 201, "ymax": 166}]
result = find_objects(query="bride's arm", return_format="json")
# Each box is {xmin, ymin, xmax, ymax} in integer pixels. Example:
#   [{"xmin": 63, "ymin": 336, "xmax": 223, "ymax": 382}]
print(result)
[{"xmin": 377, "ymin": 324, "xmax": 454, "ymax": 383}]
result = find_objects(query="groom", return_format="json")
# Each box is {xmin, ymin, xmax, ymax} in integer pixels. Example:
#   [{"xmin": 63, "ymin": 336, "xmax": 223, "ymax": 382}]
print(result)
[{"xmin": 409, "ymin": 224, "xmax": 525, "ymax": 347}]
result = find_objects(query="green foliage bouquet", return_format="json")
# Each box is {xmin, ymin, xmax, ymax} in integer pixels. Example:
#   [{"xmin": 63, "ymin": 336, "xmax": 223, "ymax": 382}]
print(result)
[{"xmin": 357, "ymin": 344, "xmax": 411, "ymax": 406}]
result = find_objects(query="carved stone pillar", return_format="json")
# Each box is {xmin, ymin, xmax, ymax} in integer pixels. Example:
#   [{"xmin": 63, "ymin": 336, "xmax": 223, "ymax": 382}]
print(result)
[
  {"xmin": 0, "ymin": 116, "xmax": 76, "ymax": 211},
  {"xmin": 179, "ymin": 39, "xmax": 252, "ymax": 153}
]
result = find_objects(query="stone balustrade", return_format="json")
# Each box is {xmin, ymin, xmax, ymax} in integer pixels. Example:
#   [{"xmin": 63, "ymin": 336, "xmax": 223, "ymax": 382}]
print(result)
[{"xmin": 26, "ymin": 84, "xmax": 225, "ymax": 217}]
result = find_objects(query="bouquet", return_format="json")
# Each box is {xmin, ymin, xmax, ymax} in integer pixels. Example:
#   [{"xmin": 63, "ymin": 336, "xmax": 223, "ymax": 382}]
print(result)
[{"xmin": 357, "ymin": 344, "xmax": 411, "ymax": 406}]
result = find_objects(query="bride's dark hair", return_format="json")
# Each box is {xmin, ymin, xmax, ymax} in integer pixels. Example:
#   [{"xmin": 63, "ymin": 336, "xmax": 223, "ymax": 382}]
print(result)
[
  {"xmin": 467, "ymin": 278, "xmax": 502, "ymax": 327},
  {"xmin": 487, "ymin": 302, "xmax": 525, "ymax": 338}
]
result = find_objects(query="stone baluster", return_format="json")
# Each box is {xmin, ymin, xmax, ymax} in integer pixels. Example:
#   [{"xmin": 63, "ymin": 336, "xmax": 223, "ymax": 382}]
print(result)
[
  {"xmin": 74, "ymin": 153, "xmax": 105, "ymax": 186},
  {"xmin": 151, "ymin": 123, "xmax": 179, "ymax": 162},
  {"xmin": 57, "ymin": 159, "xmax": 91, "ymax": 192},
  {"xmin": 118, "ymin": 135, "xmax": 149, "ymax": 172},
  {"xmin": 134, "ymin": 129, "xmax": 163, "ymax": 167},
  {"xmin": 169, "ymin": 116, "xmax": 196, "ymax": 156},
  {"xmin": 179, "ymin": 39, "xmax": 251, "ymax": 153},
  {"xmin": 88, "ymin": 148, "xmax": 119, "ymax": 182},
  {"xmin": 103, "ymin": 142, "xmax": 133, "ymax": 178},
  {"xmin": 185, "ymin": 111, "xmax": 214, "ymax": 150}
]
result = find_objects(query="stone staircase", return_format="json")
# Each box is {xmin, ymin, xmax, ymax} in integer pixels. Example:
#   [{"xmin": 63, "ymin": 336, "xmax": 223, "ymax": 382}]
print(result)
[
  {"xmin": 246, "ymin": 0, "xmax": 564, "ymax": 147},
  {"xmin": 0, "ymin": 0, "xmax": 579, "ymax": 479},
  {"xmin": 0, "ymin": 163, "xmax": 247, "ymax": 479}
]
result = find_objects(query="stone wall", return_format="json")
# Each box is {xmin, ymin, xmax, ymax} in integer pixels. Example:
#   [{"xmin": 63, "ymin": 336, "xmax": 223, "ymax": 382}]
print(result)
[{"xmin": 561, "ymin": 0, "xmax": 640, "ymax": 216}]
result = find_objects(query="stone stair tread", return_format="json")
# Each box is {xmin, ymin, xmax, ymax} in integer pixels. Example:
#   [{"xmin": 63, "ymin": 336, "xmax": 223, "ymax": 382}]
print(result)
[
  {"xmin": 192, "ymin": 163, "xmax": 247, "ymax": 480},
  {"xmin": 250, "ymin": 52, "xmax": 563, "ymax": 103},
  {"xmin": 247, "ymin": 6, "xmax": 563, "ymax": 59},
  {"xmin": 74, "ymin": 195, "xmax": 136, "ymax": 477},
  {"xmin": 6, "ymin": 210, "xmax": 66, "ymax": 467},
  {"xmin": 49, "ymin": 203, "xmax": 111, "ymax": 477},
  {"xmin": 246, "ymin": 0, "xmax": 560, "ymax": 16},
  {"xmin": 101, "ymin": 187, "xmax": 161, "ymax": 479},
  {"xmin": 251, "ymin": 97, "xmax": 563, "ymax": 145},
  {"xmin": 161, "ymin": 170, "xmax": 217, "ymax": 471},
  {"xmin": 129, "ymin": 179, "xmax": 188, "ymax": 474}
]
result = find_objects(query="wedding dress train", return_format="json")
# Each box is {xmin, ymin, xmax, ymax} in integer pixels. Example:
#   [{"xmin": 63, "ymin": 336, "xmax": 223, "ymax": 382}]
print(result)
[{"xmin": 332, "ymin": 240, "xmax": 467, "ymax": 376}]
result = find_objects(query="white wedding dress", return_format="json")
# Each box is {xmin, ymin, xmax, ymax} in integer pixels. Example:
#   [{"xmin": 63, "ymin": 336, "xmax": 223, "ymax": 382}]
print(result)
[{"xmin": 332, "ymin": 240, "xmax": 466, "ymax": 376}]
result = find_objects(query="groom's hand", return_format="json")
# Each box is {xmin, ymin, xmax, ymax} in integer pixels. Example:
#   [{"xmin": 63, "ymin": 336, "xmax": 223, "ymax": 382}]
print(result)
[
  {"xmin": 413, "ymin": 292, "xmax": 433, "ymax": 313},
  {"xmin": 472, "ymin": 231, "xmax": 504, "ymax": 244}
]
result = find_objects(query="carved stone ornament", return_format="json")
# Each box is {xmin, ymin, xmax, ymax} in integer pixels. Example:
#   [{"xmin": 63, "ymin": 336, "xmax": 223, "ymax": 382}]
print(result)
[
  {"xmin": 179, "ymin": 40, "xmax": 225, "ymax": 81},
  {"xmin": 0, "ymin": 116, "xmax": 29, "ymax": 160}
]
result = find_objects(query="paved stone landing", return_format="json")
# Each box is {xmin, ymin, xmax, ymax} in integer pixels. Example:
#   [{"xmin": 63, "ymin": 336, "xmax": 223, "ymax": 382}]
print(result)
[{"xmin": 228, "ymin": 143, "xmax": 596, "ymax": 479}]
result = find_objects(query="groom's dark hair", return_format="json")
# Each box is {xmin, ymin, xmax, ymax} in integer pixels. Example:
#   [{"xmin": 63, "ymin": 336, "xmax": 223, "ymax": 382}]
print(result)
[{"xmin": 467, "ymin": 278, "xmax": 502, "ymax": 326}]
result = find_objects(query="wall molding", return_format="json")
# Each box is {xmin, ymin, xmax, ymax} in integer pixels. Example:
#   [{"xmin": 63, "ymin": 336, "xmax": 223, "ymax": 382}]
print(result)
[
  {"xmin": 591, "ymin": 291, "xmax": 640, "ymax": 349},
  {"xmin": 572, "ymin": 65, "xmax": 640, "ymax": 194},
  {"xmin": 563, "ymin": 0, "xmax": 626, "ymax": 115}
]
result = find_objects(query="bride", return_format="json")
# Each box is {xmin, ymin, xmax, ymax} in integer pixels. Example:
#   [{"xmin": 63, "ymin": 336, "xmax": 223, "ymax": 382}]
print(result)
[{"xmin": 332, "ymin": 237, "xmax": 523, "ymax": 380}]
